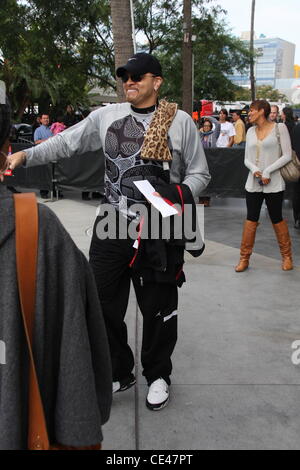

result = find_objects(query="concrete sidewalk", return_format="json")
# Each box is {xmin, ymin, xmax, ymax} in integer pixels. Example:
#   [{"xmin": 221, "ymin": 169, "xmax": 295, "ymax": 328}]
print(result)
[{"xmin": 41, "ymin": 192, "xmax": 300, "ymax": 450}]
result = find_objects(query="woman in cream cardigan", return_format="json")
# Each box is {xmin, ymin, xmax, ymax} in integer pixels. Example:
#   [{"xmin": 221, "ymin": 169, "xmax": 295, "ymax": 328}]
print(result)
[{"xmin": 235, "ymin": 99, "xmax": 293, "ymax": 272}]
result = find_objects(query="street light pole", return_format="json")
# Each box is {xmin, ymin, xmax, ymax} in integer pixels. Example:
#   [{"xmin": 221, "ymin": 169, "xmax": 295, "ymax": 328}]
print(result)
[
  {"xmin": 182, "ymin": 0, "xmax": 193, "ymax": 115},
  {"xmin": 129, "ymin": 0, "xmax": 136, "ymax": 53},
  {"xmin": 250, "ymin": 0, "xmax": 256, "ymax": 101}
]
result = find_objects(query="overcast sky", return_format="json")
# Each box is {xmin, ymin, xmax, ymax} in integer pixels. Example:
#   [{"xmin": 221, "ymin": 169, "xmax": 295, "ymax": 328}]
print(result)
[{"xmin": 216, "ymin": 0, "xmax": 300, "ymax": 64}]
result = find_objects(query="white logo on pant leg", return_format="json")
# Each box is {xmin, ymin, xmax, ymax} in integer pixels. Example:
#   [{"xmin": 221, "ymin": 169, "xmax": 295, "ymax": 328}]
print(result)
[
  {"xmin": 291, "ymin": 340, "xmax": 300, "ymax": 366},
  {"xmin": 163, "ymin": 310, "xmax": 178, "ymax": 323},
  {"xmin": 0, "ymin": 340, "xmax": 6, "ymax": 365}
]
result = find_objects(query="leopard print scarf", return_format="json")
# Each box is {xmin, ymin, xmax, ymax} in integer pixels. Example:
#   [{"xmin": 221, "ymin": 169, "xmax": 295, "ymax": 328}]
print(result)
[{"xmin": 140, "ymin": 99, "xmax": 178, "ymax": 162}]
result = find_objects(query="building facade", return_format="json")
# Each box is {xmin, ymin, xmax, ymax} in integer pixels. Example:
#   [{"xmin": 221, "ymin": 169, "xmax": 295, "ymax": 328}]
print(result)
[
  {"xmin": 274, "ymin": 78, "xmax": 300, "ymax": 104},
  {"xmin": 229, "ymin": 36, "xmax": 296, "ymax": 89}
]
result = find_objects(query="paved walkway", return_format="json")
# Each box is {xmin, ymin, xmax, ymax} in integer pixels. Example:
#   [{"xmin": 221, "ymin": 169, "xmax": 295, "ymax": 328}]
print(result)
[{"xmin": 40, "ymin": 192, "xmax": 300, "ymax": 450}]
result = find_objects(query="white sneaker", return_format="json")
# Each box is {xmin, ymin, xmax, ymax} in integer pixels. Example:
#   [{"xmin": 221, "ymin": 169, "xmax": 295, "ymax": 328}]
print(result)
[
  {"xmin": 113, "ymin": 381, "xmax": 121, "ymax": 393},
  {"xmin": 146, "ymin": 378, "xmax": 169, "ymax": 411},
  {"xmin": 113, "ymin": 374, "xmax": 136, "ymax": 394}
]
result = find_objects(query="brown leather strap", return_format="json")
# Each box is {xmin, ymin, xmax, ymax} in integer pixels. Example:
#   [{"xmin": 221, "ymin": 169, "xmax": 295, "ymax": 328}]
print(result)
[{"xmin": 14, "ymin": 194, "xmax": 50, "ymax": 450}]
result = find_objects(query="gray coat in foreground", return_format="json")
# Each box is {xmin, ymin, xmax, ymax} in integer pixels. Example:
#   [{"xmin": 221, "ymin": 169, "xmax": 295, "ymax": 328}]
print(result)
[{"xmin": 0, "ymin": 185, "xmax": 112, "ymax": 450}]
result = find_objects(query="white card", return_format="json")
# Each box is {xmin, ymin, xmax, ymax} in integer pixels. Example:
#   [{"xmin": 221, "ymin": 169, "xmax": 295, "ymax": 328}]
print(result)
[{"xmin": 133, "ymin": 180, "xmax": 178, "ymax": 218}]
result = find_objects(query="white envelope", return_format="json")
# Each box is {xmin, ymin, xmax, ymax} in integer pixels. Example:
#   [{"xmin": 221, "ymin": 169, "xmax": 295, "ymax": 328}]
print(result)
[{"xmin": 133, "ymin": 180, "xmax": 179, "ymax": 218}]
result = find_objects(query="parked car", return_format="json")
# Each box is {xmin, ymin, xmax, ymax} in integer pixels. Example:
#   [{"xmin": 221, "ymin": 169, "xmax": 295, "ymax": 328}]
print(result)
[{"xmin": 11, "ymin": 123, "xmax": 33, "ymax": 143}]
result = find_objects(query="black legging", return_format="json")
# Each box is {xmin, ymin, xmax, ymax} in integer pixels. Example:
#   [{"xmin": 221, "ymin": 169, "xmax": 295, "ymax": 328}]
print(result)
[{"xmin": 246, "ymin": 191, "xmax": 284, "ymax": 224}]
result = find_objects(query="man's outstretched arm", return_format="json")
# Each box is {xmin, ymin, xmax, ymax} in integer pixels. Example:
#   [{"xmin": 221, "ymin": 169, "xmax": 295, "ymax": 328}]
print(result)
[{"xmin": 8, "ymin": 109, "xmax": 103, "ymax": 170}]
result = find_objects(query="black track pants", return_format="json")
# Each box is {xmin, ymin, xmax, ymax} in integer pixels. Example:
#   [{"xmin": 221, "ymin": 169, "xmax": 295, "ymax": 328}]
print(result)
[{"xmin": 89, "ymin": 220, "xmax": 178, "ymax": 386}]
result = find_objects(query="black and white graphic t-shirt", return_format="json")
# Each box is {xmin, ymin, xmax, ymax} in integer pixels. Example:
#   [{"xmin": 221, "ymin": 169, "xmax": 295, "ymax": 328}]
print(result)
[{"xmin": 104, "ymin": 110, "xmax": 170, "ymax": 217}]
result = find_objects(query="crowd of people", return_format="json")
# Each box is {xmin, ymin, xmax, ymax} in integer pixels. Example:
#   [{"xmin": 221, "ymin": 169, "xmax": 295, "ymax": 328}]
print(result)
[
  {"xmin": 0, "ymin": 52, "xmax": 300, "ymax": 449},
  {"xmin": 198, "ymin": 104, "xmax": 300, "ymax": 219},
  {"xmin": 199, "ymin": 104, "xmax": 299, "ymax": 150}
]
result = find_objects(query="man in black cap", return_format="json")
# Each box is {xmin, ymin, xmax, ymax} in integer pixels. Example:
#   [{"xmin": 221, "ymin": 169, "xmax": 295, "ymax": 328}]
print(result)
[{"xmin": 5, "ymin": 53, "xmax": 210, "ymax": 411}]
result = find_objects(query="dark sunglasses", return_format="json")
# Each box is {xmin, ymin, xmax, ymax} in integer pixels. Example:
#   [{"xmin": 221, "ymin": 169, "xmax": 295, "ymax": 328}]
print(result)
[{"xmin": 121, "ymin": 73, "xmax": 156, "ymax": 83}]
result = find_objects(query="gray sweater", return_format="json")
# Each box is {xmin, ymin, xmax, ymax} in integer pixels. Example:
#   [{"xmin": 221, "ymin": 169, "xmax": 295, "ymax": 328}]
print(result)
[
  {"xmin": 0, "ymin": 185, "xmax": 112, "ymax": 449},
  {"xmin": 24, "ymin": 103, "xmax": 211, "ymax": 203}
]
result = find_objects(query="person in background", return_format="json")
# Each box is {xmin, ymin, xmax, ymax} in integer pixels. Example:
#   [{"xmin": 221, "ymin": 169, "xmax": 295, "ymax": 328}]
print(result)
[
  {"xmin": 34, "ymin": 114, "xmax": 53, "ymax": 144},
  {"xmin": 34, "ymin": 113, "xmax": 54, "ymax": 199},
  {"xmin": 216, "ymin": 109, "xmax": 235, "ymax": 148},
  {"xmin": 292, "ymin": 121, "xmax": 300, "ymax": 229},
  {"xmin": 232, "ymin": 110, "xmax": 246, "ymax": 148},
  {"xmin": 199, "ymin": 116, "xmax": 220, "ymax": 148},
  {"xmin": 280, "ymin": 107, "xmax": 300, "ymax": 228},
  {"xmin": 198, "ymin": 116, "xmax": 220, "ymax": 207},
  {"xmin": 235, "ymin": 99, "xmax": 293, "ymax": 273},
  {"xmin": 35, "ymin": 114, "xmax": 63, "ymax": 199},
  {"xmin": 63, "ymin": 104, "xmax": 78, "ymax": 128},
  {"xmin": 50, "ymin": 116, "xmax": 66, "ymax": 135},
  {"xmin": 269, "ymin": 105, "xmax": 279, "ymax": 123},
  {"xmin": 281, "ymin": 107, "xmax": 295, "ymax": 140},
  {"xmin": 32, "ymin": 115, "xmax": 41, "ymax": 134}
]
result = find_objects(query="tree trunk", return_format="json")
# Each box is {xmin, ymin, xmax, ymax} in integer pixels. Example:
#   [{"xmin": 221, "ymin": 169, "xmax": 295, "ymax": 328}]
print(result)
[
  {"xmin": 17, "ymin": 94, "xmax": 30, "ymax": 122},
  {"xmin": 250, "ymin": 0, "xmax": 256, "ymax": 101},
  {"xmin": 110, "ymin": 0, "xmax": 135, "ymax": 102},
  {"xmin": 182, "ymin": 0, "xmax": 192, "ymax": 115}
]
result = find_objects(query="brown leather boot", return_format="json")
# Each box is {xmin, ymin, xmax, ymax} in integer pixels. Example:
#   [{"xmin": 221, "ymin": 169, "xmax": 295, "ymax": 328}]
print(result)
[
  {"xmin": 272, "ymin": 220, "xmax": 293, "ymax": 271},
  {"xmin": 235, "ymin": 220, "xmax": 259, "ymax": 272}
]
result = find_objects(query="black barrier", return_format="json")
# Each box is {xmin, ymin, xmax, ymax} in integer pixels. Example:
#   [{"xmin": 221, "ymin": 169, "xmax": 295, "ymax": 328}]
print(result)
[
  {"xmin": 204, "ymin": 148, "xmax": 248, "ymax": 197},
  {"xmin": 4, "ymin": 143, "xmax": 52, "ymax": 191},
  {"xmin": 56, "ymin": 149, "xmax": 105, "ymax": 193},
  {"xmin": 2, "ymin": 144, "xmax": 293, "ymax": 199}
]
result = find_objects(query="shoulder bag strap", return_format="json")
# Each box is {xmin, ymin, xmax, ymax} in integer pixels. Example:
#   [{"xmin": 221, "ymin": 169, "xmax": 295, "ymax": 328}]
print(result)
[{"xmin": 14, "ymin": 193, "xmax": 50, "ymax": 450}]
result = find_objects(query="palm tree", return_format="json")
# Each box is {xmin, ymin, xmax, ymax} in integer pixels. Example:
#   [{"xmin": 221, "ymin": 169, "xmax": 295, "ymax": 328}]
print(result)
[{"xmin": 110, "ymin": 0, "xmax": 135, "ymax": 102}]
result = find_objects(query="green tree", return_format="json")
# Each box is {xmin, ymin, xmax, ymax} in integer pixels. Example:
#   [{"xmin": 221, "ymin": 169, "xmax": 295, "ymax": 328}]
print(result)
[
  {"xmin": 134, "ymin": 0, "xmax": 252, "ymax": 104},
  {"xmin": 0, "ymin": 0, "xmax": 252, "ymax": 118},
  {"xmin": 0, "ymin": 0, "xmax": 115, "ymax": 119},
  {"xmin": 256, "ymin": 85, "xmax": 288, "ymax": 102},
  {"xmin": 233, "ymin": 87, "xmax": 251, "ymax": 101}
]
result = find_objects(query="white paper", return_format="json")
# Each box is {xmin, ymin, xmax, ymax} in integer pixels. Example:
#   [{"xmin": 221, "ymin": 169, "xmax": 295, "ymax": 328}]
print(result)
[{"xmin": 133, "ymin": 180, "xmax": 178, "ymax": 218}]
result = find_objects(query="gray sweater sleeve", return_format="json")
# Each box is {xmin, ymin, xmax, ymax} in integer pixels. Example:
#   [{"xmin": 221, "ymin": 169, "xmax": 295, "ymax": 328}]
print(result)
[
  {"xmin": 180, "ymin": 113, "xmax": 211, "ymax": 197},
  {"xmin": 25, "ymin": 109, "xmax": 103, "ymax": 167}
]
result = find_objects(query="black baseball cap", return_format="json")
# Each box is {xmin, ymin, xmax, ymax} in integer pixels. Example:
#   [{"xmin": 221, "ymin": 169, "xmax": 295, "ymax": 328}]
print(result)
[{"xmin": 116, "ymin": 52, "xmax": 163, "ymax": 78}]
